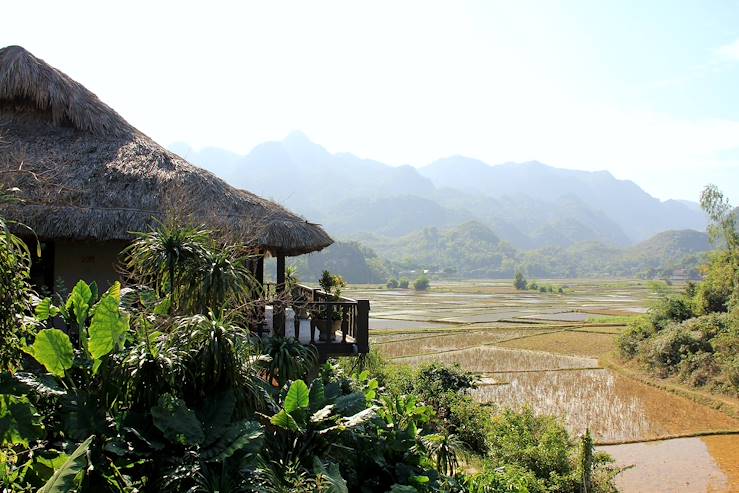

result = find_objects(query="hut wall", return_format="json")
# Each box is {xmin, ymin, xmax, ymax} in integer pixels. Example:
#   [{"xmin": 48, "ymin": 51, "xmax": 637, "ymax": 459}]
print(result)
[{"xmin": 53, "ymin": 240, "xmax": 127, "ymax": 292}]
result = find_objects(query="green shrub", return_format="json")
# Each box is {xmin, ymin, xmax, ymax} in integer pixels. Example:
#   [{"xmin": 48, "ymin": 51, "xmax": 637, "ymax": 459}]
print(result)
[
  {"xmin": 648, "ymin": 294, "xmax": 695, "ymax": 329},
  {"xmin": 387, "ymin": 278, "xmax": 399, "ymax": 289},
  {"xmin": 486, "ymin": 408, "xmax": 573, "ymax": 481},
  {"xmin": 617, "ymin": 317, "xmax": 655, "ymax": 359},
  {"xmin": 399, "ymin": 278, "xmax": 410, "ymax": 289},
  {"xmin": 414, "ymin": 275, "xmax": 430, "ymax": 291},
  {"xmin": 640, "ymin": 325, "xmax": 702, "ymax": 377}
]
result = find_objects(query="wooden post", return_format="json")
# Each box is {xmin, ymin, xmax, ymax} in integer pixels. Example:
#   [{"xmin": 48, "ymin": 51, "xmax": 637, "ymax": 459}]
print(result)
[
  {"xmin": 357, "ymin": 299, "xmax": 370, "ymax": 353},
  {"xmin": 256, "ymin": 254, "xmax": 265, "ymax": 337},
  {"xmin": 275, "ymin": 254, "xmax": 286, "ymax": 337}
]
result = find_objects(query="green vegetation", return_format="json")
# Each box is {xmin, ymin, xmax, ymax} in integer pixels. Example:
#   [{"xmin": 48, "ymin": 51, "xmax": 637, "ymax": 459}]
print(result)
[
  {"xmin": 399, "ymin": 277, "xmax": 410, "ymax": 289},
  {"xmin": 354, "ymin": 221, "xmax": 710, "ymax": 280},
  {"xmin": 414, "ymin": 275, "xmax": 431, "ymax": 291},
  {"xmin": 0, "ymin": 214, "xmax": 620, "ymax": 492},
  {"xmin": 513, "ymin": 271, "xmax": 527, "ymax": 290},
  {"xmin": 618, "ymin": 186, "xmax": 739, "ymax": 396},
  {"xmin": 357, "ymin": 355, "xmax": 620, "ymax": 492}
]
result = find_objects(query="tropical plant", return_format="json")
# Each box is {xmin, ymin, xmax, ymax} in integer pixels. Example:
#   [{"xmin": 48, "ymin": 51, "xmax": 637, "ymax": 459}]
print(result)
[{"xmin": 260, "ymin": 336, "xmax": 318, "ymax": 388}]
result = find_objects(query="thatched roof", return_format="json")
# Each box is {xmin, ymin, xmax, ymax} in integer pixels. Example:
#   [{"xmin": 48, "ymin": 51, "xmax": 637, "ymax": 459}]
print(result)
[{"xmin": 0, "ymin": 45, "xmax": 332, "ymax": 256}]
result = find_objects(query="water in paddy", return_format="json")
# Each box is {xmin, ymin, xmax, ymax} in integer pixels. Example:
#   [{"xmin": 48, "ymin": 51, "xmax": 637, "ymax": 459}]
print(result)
[{"xmin": 352, "ymin": 280, "xmax": 739, "ymax": 491}]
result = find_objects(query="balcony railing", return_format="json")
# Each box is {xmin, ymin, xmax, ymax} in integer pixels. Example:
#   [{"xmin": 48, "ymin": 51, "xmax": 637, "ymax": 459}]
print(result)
[{"xmin": 260, "ymin": 282, "xmax": 370, "ymax": 357}]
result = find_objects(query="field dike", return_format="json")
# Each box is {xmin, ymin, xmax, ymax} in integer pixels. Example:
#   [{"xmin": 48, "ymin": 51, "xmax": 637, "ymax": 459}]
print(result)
[{"xmin": 600, "ymin": 353, "xmax": 739, "ymax": 421}]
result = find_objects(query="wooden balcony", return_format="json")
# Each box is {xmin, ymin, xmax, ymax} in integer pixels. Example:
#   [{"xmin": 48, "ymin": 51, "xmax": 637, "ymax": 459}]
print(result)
[{"xmin": 256, "ymin": 283, "xmax": 370, "ymax": 359}]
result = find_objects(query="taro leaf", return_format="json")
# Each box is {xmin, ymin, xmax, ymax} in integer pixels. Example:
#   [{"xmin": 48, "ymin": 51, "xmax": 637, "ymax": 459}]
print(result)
[
  {"xmin": 270, "ymin": 409, "xmax": 301, "ymax": 432},
  {"xmin": 284, "ymin": 380, "xmax": 309, "ymax": 414},
  {"xmin": 151, "ymin": 394, "xmax": 204, "ymax": 445},
  {"xmin": 199, "ymin": 390, "xmax": 235, "ymax": 448},
  {"xmin": 34, "ymin": 298, "xmax": 59, "ymax": 321},
  {"xmin": 309, "ymin": 378, "xmax": 326, "ymax": 411},
  {"xmin": 200, "ymin": 420, "xmax": 263, "ymax": 461},
  {"xmin": 31, "ymin": 452, "xmax": 70, "ymax": 485},
  {"xmin": 310, "ymin": 404, "xmax": 335, "ymax": 424},
  {"xmin": 341, "ymin": 407, "xmax": 376, "ymax": 428},
  {"xmin": 0, "ymin": 394, "xmax": 45, "ymax": 446},
  {"xmin": 66, "ymin": 281, "xmax": 92, "ymax": 327},
  {"xmin": 38, "ymin": 435, "xmax": 93, "ymax": 493},
  {"xmin": 12, "ymin": 372, "xmax": 66, "ymax": 398},
  {"xmin": 23, "ymin": 329, "xmax": 74, "ymax": 378},
  {"xmin": 334, "ymin": 392, "xmax": 366, "ymax": 417},
  {"xmin": 88, "ymin": 282, "xmax": 130, "ymax": 361},
  {"xmin": 313, "ymin": 458, "xmax": 349, "ymax": 493}
]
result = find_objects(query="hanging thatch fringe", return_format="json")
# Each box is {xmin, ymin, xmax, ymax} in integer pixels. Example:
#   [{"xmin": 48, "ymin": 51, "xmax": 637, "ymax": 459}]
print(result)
[{"xmin": 0, "ymin": 45, "xmax": 332, "ymax": 256}]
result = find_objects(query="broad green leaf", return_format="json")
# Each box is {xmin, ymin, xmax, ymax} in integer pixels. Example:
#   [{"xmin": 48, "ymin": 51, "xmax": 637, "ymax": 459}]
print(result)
[
  {"xmin": 0, "ymin": 394, "xmax": 44, "ymax": 446},
  {"xmin": 34, "ymin": 298, "xmax": 59, "ymax": 321},
  {"xmin": 309, "ymin": 378, "xmax": 326, "ymax": 411},
  {"xmin": 38, "ymin": 435, "xmax": 93, "ymax": 493},
  {"xmin": 310, "ymin": 404, "xmax": 335, "ymax": 424},
  {"xmin": 66, "ymin": 281, "xmax": 92, "ymax": 327},
  {"xmin": 270, "ymin": 409, "xmax": 301, "ymax": 432},
  {"xmin": 313, "ymin": 459, "xmax": 349, "ymax": 493},
  {"xmin": 284, "ymin": 380, "xmax": 309, "ymax": 414},
  {"xmin": 334, "ymin": 392, "xmax": 365, "ymax": 416},
  {"xmin": 23, "ymin": 329, "xmax": 74, "ymax": 378},
  {"xmin": 153, "ymin": 296, "xmax": 172, "ymax": 316},
  {"xmin": 200, "ymin": 391, "xmax": 236, "ymax": 447},
  {"xmin": 151, "ymin": 394, "xmax": 204, "ymax": 445},
  {"xmin": 88, "ymin": 283, "xmax": 130, "ymax": 361},
  {"xmin": 200, "ymin": 420, "xmax": 263, "ymax": 461}
]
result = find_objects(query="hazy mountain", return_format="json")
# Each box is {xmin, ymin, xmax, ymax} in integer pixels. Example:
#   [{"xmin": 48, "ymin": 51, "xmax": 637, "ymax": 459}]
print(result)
[
  {"xmin": 420, "ymin": 156, "xmax": 707, "ymax": 242},
  {"xmin": 168, "ymin": 133, "xmax": 708, "ymax": 252}
]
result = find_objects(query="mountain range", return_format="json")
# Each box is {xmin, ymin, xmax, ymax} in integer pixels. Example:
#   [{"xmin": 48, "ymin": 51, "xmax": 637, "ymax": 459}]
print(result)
[{"xmin": 170, "ymin": 132, "xmax": 708, "ymax": 253}]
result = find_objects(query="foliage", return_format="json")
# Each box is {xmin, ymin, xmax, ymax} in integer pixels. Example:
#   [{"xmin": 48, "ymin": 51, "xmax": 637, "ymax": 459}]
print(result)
[
  {"xmin": 513, "ymin": 271, "xmax": 527, "ymax": 290},
  {"xmin": 0, "ymin": 210, "xmax": 36, "ymax": 372},
  {"xmin": 399, "ymin": 278, "xmax": 410, "ymax": 289},
  {"xmin": 620, "ymin": 185, "xmax": 739, "ymax": 396},
  {"xmin": 260, "ymin": 336, "xmax": 318, "ymax": 388},
  {"xmin": 318, "ymin": 270, "xmax": 346, "ymax": 300},
  {"xmin": 413, "ymin": 275, "xmax": 430, "ymax": 291},
  {"xmin": 387, "ymin": 278, "xmax": 399, "ymax": 289}
]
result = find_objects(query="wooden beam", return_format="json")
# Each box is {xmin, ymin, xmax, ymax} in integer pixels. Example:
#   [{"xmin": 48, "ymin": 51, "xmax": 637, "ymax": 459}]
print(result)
[{"xmin": 275, "ymin": 255, "xmax": 286, "ymax": 336}]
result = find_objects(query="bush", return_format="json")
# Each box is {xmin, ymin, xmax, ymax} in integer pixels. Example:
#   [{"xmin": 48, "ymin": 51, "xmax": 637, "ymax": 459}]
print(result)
[
  {"xmin": 648, "ymin": 294, "xmax": 695, "ymax": 329},
  {"xmin": 640, "ymin": 325, "xmax": 702, "ymax": 377},
  {"xmin": 399, "ymin": 277, "xmax": 410, "ymax": 289},
  {"xmin": 414, "ymin": 275, "xmax": 430, "ymax": 291},
  {"xmin": 617, "ymin": 318, "xmax": 655, "ymax": 359},
  {"xmin": 387, "ymin": 278, "xmax": 399, "ymax": 289}
]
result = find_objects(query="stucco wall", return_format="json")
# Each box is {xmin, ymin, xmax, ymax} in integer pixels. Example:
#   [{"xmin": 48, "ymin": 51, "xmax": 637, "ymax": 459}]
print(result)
[{"xmin": 53, "ymin": 240, "xmax": 128, "ymax": 292}]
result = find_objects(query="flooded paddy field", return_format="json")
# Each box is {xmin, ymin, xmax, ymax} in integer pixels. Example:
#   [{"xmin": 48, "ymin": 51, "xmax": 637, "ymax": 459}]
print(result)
[{"xmin": 346, "ymin": 279, "xmax": 739, "ymax": 492}]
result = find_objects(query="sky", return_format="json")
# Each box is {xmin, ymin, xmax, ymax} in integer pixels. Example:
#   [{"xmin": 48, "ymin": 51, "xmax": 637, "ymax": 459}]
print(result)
[{"xmin": 4, "ymin": 0, "xmax": 739, "ymax": 203}]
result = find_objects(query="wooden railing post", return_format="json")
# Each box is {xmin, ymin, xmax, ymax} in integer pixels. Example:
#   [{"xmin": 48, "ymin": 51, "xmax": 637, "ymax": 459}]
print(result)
[{"xmin": 357, "ymin": 299, "xmax": 370, "ymax": 353}]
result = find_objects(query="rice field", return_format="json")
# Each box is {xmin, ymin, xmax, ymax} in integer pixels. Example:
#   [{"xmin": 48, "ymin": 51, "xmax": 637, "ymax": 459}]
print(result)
[{"xmin": 345, "ymin": 279, "xmax": 739, "ymax": 490}]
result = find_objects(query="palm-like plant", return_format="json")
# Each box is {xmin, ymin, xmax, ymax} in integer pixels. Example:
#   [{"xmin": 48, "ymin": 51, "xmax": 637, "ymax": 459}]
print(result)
[
  {"xmin": 123, "ymin": 222, "xmax": 210, "ymax": 302},
  {"xmin": 259, "ymin": 336, "xmax": 318, "ymax": 388}
]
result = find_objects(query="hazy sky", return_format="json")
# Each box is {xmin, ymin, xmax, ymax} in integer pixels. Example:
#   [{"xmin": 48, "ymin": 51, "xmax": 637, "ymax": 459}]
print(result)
[{"xmin": 4, "ymin": 1, "xmax": 739, "ymax": 203}]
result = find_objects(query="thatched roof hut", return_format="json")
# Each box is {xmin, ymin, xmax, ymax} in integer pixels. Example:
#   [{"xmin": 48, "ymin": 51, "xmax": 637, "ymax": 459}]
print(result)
[{"xmin": 0, "ymin": 45, "xmax": 332, "ymax": 258}]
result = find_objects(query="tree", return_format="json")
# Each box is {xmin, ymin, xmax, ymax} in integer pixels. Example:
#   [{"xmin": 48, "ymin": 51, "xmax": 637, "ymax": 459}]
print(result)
[
  {"xmin": 414, "ymin": 275, "xmax": 430, "ymax": 291},
  {"xmin": 700, "ymin": 185, "xmax": 739, "ymax": 309},
  {"xmin": 514, "ymin": 271, "xmax": 527, "ymax": 290},
  {"xmin": 387, "ymin": 278, "xmax": 399, "ymax": 289}
]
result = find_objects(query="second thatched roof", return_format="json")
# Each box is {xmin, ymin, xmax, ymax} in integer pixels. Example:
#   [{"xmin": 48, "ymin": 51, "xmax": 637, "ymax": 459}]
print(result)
[{"xmin": 0, "ymin": 45, "xmax": 332, "ymax": 256}]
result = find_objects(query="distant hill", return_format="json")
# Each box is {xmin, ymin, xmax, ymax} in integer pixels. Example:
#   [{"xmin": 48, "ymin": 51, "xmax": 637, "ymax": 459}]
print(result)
[
  {"xmin": 420, "ymin": 156, "xmax": 707, "ymax": 242},
  {"xmin": 170, "ymin": 133, "xmax": 707, "ymax": 252}
]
